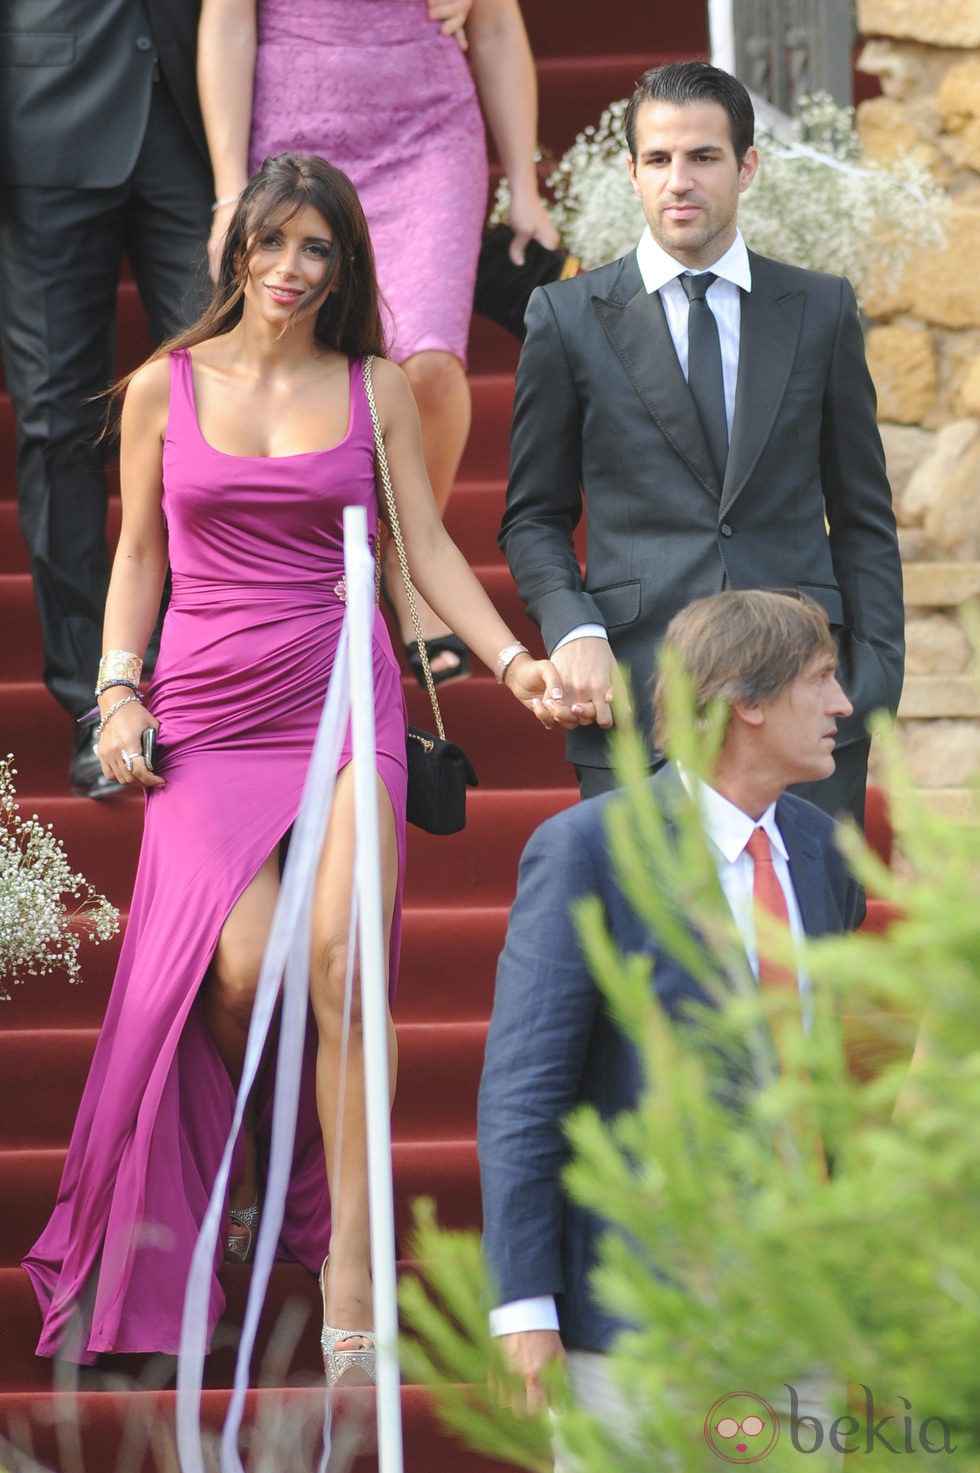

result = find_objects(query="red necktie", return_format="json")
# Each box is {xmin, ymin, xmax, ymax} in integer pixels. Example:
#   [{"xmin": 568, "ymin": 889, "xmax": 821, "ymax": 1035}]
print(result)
[
  {"xmin": 745, "ymin": 828, "xmax": 826, "ymax": 1172},
  {"xmin": 744, "ymin": 826, "xmax": 792, "ymax": 990}
]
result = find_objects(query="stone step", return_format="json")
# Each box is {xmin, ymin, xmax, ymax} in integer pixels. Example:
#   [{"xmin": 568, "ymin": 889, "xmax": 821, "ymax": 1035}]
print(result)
[
  {"xmin": 898, "ymin": 674, "xmax": 980, "ymax": 718},
  {"xmin": 923, "ymin": 789, "xmax": 979, "ymax": 821},
  {"xmin": 903, "ymin": 562, "xmax": 980, "ymax": 606}
]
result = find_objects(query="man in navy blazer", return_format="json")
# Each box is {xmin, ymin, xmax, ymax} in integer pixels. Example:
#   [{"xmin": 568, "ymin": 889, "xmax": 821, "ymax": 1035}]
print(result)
[
  {"xmin": 478, "ymin": 589, "xmax": 864, "ymax": 1417},
  {"xmin": 500, "ymin": 62, "xmax": 904, "ymax": 825}
]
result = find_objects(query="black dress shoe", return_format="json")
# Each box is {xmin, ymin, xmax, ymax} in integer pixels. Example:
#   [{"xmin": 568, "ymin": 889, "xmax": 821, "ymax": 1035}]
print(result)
[{"xmin": 69, "ymin": 717, "xmax": 125, "ymax": 800}]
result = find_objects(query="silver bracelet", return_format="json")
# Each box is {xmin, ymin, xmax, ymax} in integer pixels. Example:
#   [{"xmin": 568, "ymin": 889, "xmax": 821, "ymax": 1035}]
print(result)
[
  {"xmin": 211, "ymin": 194, "xmax": 240, "ymax": 214},
  {"xmin": 95, "ymin": 692, "xmax": 143, "ymax": 741},
  {"xmin": 95, "ymin": 678, "xmax": 140, "ymax": 698}
]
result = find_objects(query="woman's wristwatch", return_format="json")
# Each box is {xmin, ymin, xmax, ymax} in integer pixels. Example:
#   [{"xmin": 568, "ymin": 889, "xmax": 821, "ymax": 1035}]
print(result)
[{"xmin": 493, "ymin": 641, "xmax": 529, "ymax": 684}]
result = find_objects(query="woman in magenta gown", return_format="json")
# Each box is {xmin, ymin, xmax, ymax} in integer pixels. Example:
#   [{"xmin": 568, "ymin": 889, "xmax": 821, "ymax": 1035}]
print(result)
[
  {"xmin": 23, "ymin": 153, "xmax": 570, "ymax": 1378},
  {"xmin": 197, "ymin": 0, "xmax": 559, "ymax": 680}
]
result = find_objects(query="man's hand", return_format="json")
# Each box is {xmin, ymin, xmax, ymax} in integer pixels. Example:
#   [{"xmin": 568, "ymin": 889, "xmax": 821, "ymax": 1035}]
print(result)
[
  {"xmin": 502, "ymin": 654, "xmax": 582, "ymax": 731},
  {"xmin": 552, "ymin": 637, "xmax": 620, "ymax": 728},
  {"xmin": 498, "ymin": 1329, "xmax": 566, "ymax": 1413}
]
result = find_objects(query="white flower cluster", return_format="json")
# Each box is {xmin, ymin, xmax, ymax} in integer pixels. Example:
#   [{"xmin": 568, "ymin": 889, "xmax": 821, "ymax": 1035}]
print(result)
[
  {"xmin": 740, "ymin": 93, "xmax": 946, "ymax": 298},
  {"xmin": 0, "ymin": 755, "xmax": 119, "ymax": 998},
  {"xmin": 489, "ymin": 104, "xmax": 644, "ymax": 268},
  {"xmin": 542, "ymin": 98, "xmax": 644, "ymax": 269},
  {"xmin": 492, "ymin": 93, "xmax": 948, "ymax": 305}
]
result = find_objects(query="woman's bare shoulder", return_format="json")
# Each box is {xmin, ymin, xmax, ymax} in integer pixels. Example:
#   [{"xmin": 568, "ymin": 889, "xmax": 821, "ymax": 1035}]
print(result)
[
  {"xmin": 123, "ymin": 355, "xmax": 172, "ymax": 425},
  {"xmin": 368, "ymin": 355, "xmax": 416, "ymax": 420}
]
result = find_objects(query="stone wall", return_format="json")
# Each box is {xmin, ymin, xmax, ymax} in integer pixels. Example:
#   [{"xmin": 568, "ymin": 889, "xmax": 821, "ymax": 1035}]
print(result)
[{"xmin": 856, "ymin": 0, "xmax": 980, "ymax": 805}]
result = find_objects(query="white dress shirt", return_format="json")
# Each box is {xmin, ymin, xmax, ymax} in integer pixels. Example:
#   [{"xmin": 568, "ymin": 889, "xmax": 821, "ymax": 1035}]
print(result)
[
  {"xmin": 635, "ymin": 226, "xmax": 751, "ymax": 437},
  {"xmin": 490, "ymin": 775, "xmax": 803, "ymax": 1339},
  {"xmin": 553, "ymin": 230, "xmax": 753, "ymax": 656}
]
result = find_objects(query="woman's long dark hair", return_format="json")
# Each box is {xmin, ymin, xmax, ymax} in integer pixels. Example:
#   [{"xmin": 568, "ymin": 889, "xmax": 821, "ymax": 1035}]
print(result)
[{"xmin": 118, "ymin": 153, "xmax": 387, "ymax": 400}]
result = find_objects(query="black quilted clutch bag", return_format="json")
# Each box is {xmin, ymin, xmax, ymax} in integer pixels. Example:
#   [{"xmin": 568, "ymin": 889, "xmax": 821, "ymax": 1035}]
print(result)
[
  {"xmin": 405, "ymin": 727, "xmax": 479, "ymax": 836},
  {"xmin": 473, "ymin": 224, "xmax": 579, "ymax": 340}
]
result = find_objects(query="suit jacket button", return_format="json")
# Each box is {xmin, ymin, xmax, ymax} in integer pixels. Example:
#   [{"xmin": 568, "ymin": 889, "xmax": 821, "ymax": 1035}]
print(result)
[
  {"xmin": 135, "ymin": 35, "xmax": 153, "ymax": 50},
  {"xmin": 720, "ymin": 523, "xmax": 733, "ymax": 537}
]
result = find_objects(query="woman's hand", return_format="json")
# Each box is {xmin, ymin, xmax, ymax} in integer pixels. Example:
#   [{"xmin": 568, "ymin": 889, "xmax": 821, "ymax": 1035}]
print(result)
[
  {"xmin": 504, "ymin": 189, "xmax": 560, "ymax": 266},
  {"xmin": 428, "ymin": 0, "xmax": 471, "ymax": 48},
  {"xmin": 98, "ymin": 704, "xmax": 165, "ymax": 789},
  {"xmin": 466, "ymin": 0, "xmax": 559, "ymax": 261},
  {"xmin": 207, "ymin": 199, "xmax": 238, "ymax": 283},
  {"xmin": 503, "ymin": 655, "xmax": 582, "ymax": 730}
]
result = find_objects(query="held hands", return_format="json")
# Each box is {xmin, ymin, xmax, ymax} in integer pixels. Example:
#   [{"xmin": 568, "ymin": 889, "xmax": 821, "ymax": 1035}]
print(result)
[
  {"xmin": 550, "ymin": 636, "xmax": 621, "ymax": 729},
  {"xmin": 98, "ymin": 706, "xmax": 165, "ymax": 789},
  {"xmin": 503, "ymin": 654, "xmax": 582, "ymax": 731},
  {"xmin": 428, "ymin": 0, "xmax": 472, "ymax": 48}
]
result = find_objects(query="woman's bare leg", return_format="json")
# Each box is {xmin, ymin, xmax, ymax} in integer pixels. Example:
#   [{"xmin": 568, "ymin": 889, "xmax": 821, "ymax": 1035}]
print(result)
[
  {"xmin": 384, "ymin": 349, "xmax": 471, "ymax": 675},
  {"xmin": 308, "ymin": 765, "xmax": 399, "ymax": 1352},
  {"xmin": 200, "ymin": 851, "xmax": 280, "ymax": 1223}
]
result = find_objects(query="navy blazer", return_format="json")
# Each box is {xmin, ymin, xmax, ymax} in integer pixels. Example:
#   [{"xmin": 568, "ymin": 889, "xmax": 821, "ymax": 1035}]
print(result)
[
  {"xmin": 477, "ymin": 769, "xmax": 863, "ymax": 1353},
  {"xmin": 500, "ymin": 250, "xmax": 904, "ymax": 770}
]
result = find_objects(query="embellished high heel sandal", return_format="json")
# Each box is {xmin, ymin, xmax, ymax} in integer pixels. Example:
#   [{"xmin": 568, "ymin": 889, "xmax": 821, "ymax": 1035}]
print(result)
[
  {"xmin": 319, "ymin": 1257, "xmax": 377, "ymax": 1386},
  {"xmin": 224, "ymin": 1199, "xmax": 259, "ymax": 1263}
]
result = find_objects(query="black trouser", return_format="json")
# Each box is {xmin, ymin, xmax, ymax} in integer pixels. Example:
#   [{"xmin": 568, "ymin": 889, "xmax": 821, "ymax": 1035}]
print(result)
[
  {"xmin": 575, "ymin": 737, "xmax": 871, "ymax": 829},
  {"xmin": 0, "ymin": 77, "xmax": 211, "ymax": 718}
]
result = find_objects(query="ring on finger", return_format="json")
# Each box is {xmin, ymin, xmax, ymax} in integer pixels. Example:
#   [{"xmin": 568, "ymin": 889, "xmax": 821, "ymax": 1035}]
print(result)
[{"xmin": 120, "ymin": 749, "xmax": 137, "ymax": 773}]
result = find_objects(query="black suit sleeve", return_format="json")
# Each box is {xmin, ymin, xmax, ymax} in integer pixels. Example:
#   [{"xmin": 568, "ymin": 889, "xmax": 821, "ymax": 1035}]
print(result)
[
  {"xmin": 499, "ymin": 285, "xmax": 606, "ymax": 654},
  {"xmin": 820, "ymin": 277, "xmax": 905, "ymax": 722}
]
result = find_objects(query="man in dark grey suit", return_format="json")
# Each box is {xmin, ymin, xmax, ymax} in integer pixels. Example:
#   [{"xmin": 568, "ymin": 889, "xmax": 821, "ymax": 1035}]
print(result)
[
  {"xmin": 500, "ymin": 62, "xmax": 904, "ymax": 825},
  {"xmin": 0, "ymin": 0, "xmax": 212, "ymax": 796},
  {"xmin": 478, "ymin": 589, "xmax": 864, "ymax": 1422}
]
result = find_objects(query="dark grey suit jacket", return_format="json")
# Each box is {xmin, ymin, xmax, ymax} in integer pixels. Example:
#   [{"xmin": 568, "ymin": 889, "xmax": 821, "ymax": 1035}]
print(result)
[
  {"xmin": 0, "ymin": 0, "xmax": 207, "ymax": 187},
  {"xmin": 477, "ymin": 769, "xmax": 864, "ymax": 1353},
  {"xmin": 500, "ymin": 250, "xmax": 905, "ymax": 769}
]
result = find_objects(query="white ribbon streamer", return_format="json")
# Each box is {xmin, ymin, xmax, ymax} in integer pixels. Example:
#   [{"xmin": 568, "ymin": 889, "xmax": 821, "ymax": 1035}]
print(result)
[
  {"xmin": 344, "ymin": 506, "xmax": 404, "ymax": 1472},
  {"xmin": 176, "ymin": 506, "xmax": 401, "ymax": 1473}
]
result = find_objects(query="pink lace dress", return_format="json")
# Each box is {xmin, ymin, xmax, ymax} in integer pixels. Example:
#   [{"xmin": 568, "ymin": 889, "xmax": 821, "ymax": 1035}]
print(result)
[
  {"xmin": 23, "ymin": 351, "xmax": 408, "ymax": 1361},
  {"xmin": 249, "ymin": 0, "xmax": 488, "ymax": 365}
]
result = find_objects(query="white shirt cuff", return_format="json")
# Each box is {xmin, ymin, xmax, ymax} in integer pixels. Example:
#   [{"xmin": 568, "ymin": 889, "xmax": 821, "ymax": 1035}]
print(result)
[
  {"xmin": 552, "ymin": 624, "xmax": 608, "ymax": 654},
  {"xmin": 489, "ymin": 1296, "xmax": 560, "ymax": 1337}
]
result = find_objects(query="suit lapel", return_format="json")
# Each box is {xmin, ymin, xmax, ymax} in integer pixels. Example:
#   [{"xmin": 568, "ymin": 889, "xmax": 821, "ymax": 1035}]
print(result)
[
  {"xmin": 721, "ymin": 256, "xmax": 805, "ymax": 517},
  {"xmin": 776, "ymin": 798, "xmax": 832, "ymax": 939},
  {"xmin": 646, "ymin": 768, "xmax": 740, "ymax": 1007},
  {"xmin": 591, "ymin": 259, "xmax": 722, "ymax": 501}
]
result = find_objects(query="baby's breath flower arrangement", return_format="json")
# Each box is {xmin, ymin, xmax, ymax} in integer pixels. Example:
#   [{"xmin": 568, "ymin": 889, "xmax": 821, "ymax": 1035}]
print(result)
[
  {"xmin": 493, "ymin": 92, "xmax": 947, "ymax": 307},
  {"xmin": 739, "ymin": 92, "xmax": 946, "ymax": 298},
  {"xmin": 0, "ymin": 754, "xmax": 118, "ymax": 999},
  {"xmin": 539, "ymin": 97, "xmax": 643, "ymax": 269}
]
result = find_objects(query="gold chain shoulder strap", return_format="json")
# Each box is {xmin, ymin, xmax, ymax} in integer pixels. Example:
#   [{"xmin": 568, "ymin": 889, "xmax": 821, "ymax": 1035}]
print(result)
[{"xmin": 362, "ymin": 355, "xmax": 446, "ymax": 741}]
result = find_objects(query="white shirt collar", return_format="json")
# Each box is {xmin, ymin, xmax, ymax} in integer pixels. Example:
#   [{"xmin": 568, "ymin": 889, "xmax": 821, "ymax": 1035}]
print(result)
[
  {"xmin": 635, "ymin": 227, "xmax": 752, "ymax": 296},
  {"xmin": 677, "ymin": 768, "xmax": 787, "ymax": 866}
]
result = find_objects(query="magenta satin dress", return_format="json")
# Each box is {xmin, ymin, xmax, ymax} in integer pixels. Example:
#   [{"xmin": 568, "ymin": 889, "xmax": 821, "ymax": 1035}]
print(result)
[
  {"xmin": 23, "ymin": 350, "xmax": 408, "ymax": 1361},
  {"xmin": 249, "ymin": 0, "xmax": 488, "ymax": 365}
]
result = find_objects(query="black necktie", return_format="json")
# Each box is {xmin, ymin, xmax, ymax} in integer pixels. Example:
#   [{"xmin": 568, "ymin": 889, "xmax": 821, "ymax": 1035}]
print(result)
[{"xmin": 680, "ymin": 272, "xmax": 728, "ymax": 485}]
